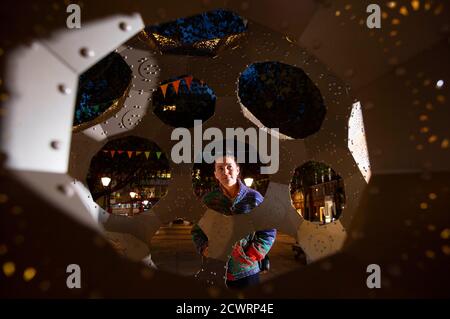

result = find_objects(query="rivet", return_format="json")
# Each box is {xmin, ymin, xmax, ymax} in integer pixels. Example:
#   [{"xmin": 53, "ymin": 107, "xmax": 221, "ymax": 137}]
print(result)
[
  {"xmin": 57, "ymin": 184, "xmax": 75, "ymax": 197},
  {"xmin": 119, "ymin": 22, "xmax": 132, "ymax": 32},
  {"xmin": 58, "ymin": 84, "xmax": 71, "ymax": 95},
  {"xmin": 50, "ymin": 140, "xmax": 61, "ymax": 150},
  {"xmin": 80, "ymin": 47, "xmax": 95, "ymax": 58}
]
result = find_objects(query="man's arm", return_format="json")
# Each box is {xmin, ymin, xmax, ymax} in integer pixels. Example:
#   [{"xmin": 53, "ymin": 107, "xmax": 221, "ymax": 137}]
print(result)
[{"xmin": 246, "ymin": 228, "xmax": 277, "ymax": 261}]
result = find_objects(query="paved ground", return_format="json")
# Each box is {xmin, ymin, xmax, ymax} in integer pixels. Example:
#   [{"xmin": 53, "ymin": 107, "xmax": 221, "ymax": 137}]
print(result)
[{"xmin": 150, "ymin": 223, "xmax": 306, "ymax": 283}]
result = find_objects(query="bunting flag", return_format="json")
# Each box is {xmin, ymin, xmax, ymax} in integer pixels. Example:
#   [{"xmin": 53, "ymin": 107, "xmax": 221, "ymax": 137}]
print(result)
[
  {"xmin": 160, "ymin": 84, "xmax": 168, "ymax": 98},
  {"xmin": 102, "ymin": 150, "xmax": 167, "ymax": 160},
  {"xmin": 200, "ymin": 80, "xmax": 205, "ymax": 86},
  {"xmin": 160, "ymin": 77, "xmax": 194, "ymax": 99},
  {"xmin": 172, "ymin": 80, "xmax": 181, "ymax": 94},
  {"xmin": 184, "ymin": 76, "xmax": 193, "ymax": 90}
]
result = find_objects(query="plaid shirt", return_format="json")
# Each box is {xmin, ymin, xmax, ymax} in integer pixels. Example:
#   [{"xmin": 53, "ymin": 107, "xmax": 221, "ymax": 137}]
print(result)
[{"xmin": 191, "ymin": 179, "xmax": 276, "ymax": 281}]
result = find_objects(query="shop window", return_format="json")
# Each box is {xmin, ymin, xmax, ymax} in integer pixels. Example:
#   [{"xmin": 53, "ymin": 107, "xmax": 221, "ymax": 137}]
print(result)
[{"xmin": 290, "ymin": 161, "xmax": 345, "ymax": 224}]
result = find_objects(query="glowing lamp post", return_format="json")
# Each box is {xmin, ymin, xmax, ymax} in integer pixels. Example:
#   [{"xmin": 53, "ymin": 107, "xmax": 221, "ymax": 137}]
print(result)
[
  {"xmin": 101, "ymin": 177, "xmax": 111, "ymax": 212},
  {"xmin": 129, "ymin": 191, "xmax": 137, "ymax": 216}
]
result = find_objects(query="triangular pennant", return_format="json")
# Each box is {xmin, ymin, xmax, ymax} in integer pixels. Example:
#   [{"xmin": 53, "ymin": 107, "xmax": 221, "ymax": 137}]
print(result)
[
  {"xmin": 200, "ymin": 80, "xmax": 205, "ymax": 86},
  {"xmin": 156, "ymin": 151, "xmax": 162, "ymax": 159},
  {"xmin": 127, "ymin": 151, "xmax": 133, "ymax": 158},
  {"xmin": 136, "ymin": 151, "xmax": 142, "ymax": 156},
  {"xmin": 145, "ymin": 151, "xmax": 150, "ymax": 159},
  {"xmin": 117, "ymin": 150, "xmax": 124, "ymax": 155},
  {"xmin": 102, "ymin": 150, "xmax": 108, "ymax": 153},
  {"xmin": 184, "ymin": 76, "xmax": 193, "ymax": 90},
  {"xmin": 172, "ymin": 80, "xmax": 181, "ymax": 94},
  {"xmin": 110, "ymin": 150, "xmax": 116, "ymax": 158},
  {"xmin": 160, "ymin": 84, "xmax": 168, "ymax": 98}
]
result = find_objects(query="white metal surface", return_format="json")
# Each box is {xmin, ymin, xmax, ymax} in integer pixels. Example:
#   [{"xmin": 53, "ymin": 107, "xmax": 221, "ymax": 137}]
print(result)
[
  {"xmin": 42, "ymin": 14, "xmax": 144, "ymax": 74},
  {"xmin": 13, "ymin": 171, "xmax": 103, "ymax": 232},
  {"xmin": 251, "ymin": 182, "xmax": 302, "ymax": 237},
  {"xmin": 1, "ymin": 43, "xmax": 77, "ymax": 173},
  {"xmin": 80, "ymin": 47, "xmax": 159, "ymax": 140},
  {"xmin": 0, "ymin": 14, "xmax": 145, "ymax": 235},
  {"xmin": 296, "ymin": 220, "xmax": 346, "ymax": 263}
]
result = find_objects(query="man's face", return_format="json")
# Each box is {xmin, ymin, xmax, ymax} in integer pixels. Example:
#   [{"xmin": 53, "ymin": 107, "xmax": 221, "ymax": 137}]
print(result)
[{"xmin": 214, "ymin": 156, "xmax": 240, "ymax": 188}]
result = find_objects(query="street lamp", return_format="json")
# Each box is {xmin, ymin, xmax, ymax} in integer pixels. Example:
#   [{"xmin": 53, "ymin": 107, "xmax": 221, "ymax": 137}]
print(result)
[
  {"xmin": 129, "ymin": 191, "xmax": 137, "ymax": 216},
  {"xmin": 143, "ymin": 200, "xmax": 149, "ymax": 212},
  {"xmin": 243, "ymin": 177, "xmax": 254, "ymax": 187},
  {"xmin": 101, "ymin": 177, "xmax": 111, "ymax": 212}
]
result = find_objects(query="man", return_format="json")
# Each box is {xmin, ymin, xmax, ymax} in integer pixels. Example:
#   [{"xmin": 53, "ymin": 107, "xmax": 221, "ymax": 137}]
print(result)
[{"xmin": 191, "ymin": 154, "xmax": 276, "ymax": 289}]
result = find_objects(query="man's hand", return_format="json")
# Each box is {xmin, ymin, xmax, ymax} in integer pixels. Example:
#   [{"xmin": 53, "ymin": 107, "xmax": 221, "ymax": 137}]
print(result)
[{"xmin": 202, "ymin": 246, "xmax": 209, "ymax": 257}]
